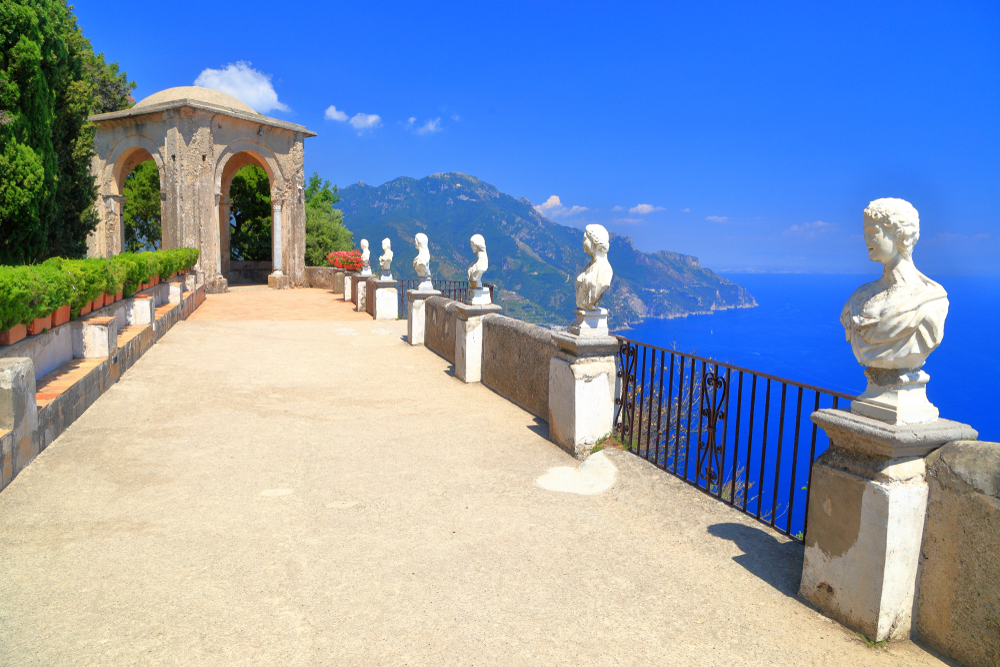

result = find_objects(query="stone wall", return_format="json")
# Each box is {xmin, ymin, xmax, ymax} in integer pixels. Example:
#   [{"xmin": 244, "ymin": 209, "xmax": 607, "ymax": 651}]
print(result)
[
  {"xmin": 425, "ymin": 296, "xmax": 459, "ymax": 364},
  {"xmin": 481, "ymin": 315, "xmax": 555, "ymax": 420},
  {"xmin": 305, "ymin": 267, "xmax": 341, "ymax": 292},
  {"xmin": 916, "ymin": 440, "xmax": 1000, "ymax": 667},
  {"xmin": 229, "ymin": 260, "xmax": 272, "ymax": 285}
]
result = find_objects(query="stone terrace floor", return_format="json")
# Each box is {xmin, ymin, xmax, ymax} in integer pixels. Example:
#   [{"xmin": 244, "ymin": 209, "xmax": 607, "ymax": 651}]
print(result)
[{"xmin": 0, "ymin": 289, "xmax": 950, "ymax": 666}]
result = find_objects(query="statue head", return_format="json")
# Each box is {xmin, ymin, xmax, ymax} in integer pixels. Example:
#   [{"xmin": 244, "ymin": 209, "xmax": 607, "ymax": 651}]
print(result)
[
  {"xmin": 414, "ymin": 233, "xmax": 428, "ymax": 250},
  {"xmin": 863, "ymin": 198, "xmax": 919, "ymax": 263},
  {"xmin": 382, "ymin": 238, "xmax": 391, "ymax": 252},
  {"xmin": 360, "ymin": 239, "xmax": 369, "ymax": 250},
  {"xmin": 584, "ymin": 224, "xmax": 610, "ymax": 257},
  {"xmin": 470, "ymin": 234, "xmax": 486, "ymax": 254}
]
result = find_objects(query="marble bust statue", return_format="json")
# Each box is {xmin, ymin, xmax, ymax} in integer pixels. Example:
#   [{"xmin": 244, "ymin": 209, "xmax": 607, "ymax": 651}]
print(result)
[
  {"xmin": 841, "ymin": 198, "xmax": 949, "ymax": 424},
  {"xmin": 359, "ymin": 239, "xmax": 371, "ymax": 276},
  {"xmin": 569, "ymin": 224, "xmax": 614, "ymax": 337},
  {"xmin": 467, "ymin": 234, "xmax": 491, "ymax": 305},
  {"xmin": 379, "ymin": 238, "xmax": 393, "ymax": 279},
  {"xmin": 576, "ymin": 224, "xmax": 613, "ymax": 311},
  {"xmin": 413, "ymin": 233, "xmax": 432, "ymax": 290}
]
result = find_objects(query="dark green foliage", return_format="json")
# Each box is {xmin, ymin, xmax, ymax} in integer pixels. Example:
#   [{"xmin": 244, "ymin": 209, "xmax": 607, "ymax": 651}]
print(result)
[
  {"xmin": 303, "ymin": 173, "xmax": 352, "ymax": 266},
  {"xmin": 337, "ymin": 173, "xmax": 757, "ymax": 325},
  {"xmin": 229, "ymin": 164, "xmax": 271, "ymax": 261},
  {"xmin": 0, "ymin": 248, "xmax": 199, "ymax": 329},
  {"xmin": 122, "ymin": 160, "xmax": 161, "ymax": 251},
  {"xmin": 0, "ymin": 0, "xmax": 136, "ymax": 264}
]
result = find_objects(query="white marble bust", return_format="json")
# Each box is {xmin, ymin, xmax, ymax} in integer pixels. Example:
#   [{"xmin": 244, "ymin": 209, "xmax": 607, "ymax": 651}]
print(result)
[
  {"xmin": 841, "ymin": 198, "xmax": 949, "ymax": 424},
  {"xmin": 413, "ymin": 233, "xmax": 432, "ymax": 289},
  {"xmin": 379, "ymin": 238, "xmax": 393, "ymax": 279},
  {"xmin": 360, "ymin": 239, "xmax": 371, "ymax": 276},
  {"xmin": 467, "ymin": 234, "xmax": 488, "ymax": 288},
  {"xmin": 575, "ymin": 224, "xmax": 613, "ymax": 311}
]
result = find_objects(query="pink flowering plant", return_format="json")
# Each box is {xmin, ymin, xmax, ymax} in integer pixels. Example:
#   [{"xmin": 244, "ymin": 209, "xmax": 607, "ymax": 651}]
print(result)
[{"xmin": 327, "ymin": 250, "xmax": 363, "ymax": 271}]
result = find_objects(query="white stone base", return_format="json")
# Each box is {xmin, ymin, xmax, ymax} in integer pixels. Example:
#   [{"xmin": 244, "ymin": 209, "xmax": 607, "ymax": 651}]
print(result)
[
  {"xmin": 851, "ymin": 369, "xmax": 939, "ymax": 425},
  {"xmin": 406, "ymin": 290, "xmax": 440, "ymax": 346},
  {"xmin": 372, "ymin": 282, "xmax": 398, "ymax": 321},
  {"xmin": 547, "ymin": 333, "xmax": 618, "ymax": 459},
  {"xmin": 343, "ymin": 275, "xmax": 353, "ymax": 302},
  {"xmin": 417, "ymin": 279, "xmax": 434, "ymax": 291},
  {"xmin": 569, "ymin": 308, "xmax": 609, "ymax": 337},
  {"xmin": 454, "ymin": 303, "xmax": 501, "ymax": 383},
  {"xmin": 355, "ymin": 281, "xmax": 367, "ymax": 312},
  {"xmin": 468, "ymin": 287, "xmax": 492, "ymax": 306},
  {"xmin": 800, "ymin": 450, "xmax": 928, "ymax": 641}
]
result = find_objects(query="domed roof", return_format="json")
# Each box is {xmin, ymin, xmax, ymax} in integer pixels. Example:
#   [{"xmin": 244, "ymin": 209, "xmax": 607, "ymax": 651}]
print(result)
[{"xmin": 134, "ymin": 86, "xmax": 257, "ymax": 115}]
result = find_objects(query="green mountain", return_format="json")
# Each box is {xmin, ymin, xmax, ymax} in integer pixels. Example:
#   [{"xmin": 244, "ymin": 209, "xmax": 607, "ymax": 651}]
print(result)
[{"xmin": 337, "ymin": 172, "xmax": 756, "ymax": 325}]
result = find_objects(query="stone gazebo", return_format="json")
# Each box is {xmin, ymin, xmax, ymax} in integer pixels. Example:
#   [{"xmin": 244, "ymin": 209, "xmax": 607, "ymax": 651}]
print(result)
[{"xmin": 87, "ymin": 86, "xmax": 316, "ymax": 291}]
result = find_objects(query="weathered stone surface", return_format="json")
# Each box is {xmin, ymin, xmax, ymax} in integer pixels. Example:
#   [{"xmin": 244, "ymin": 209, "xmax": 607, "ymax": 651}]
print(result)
[
  {"xmin": 87, "ymin": 86, "xmax": 314, "ymax": 287},
  {"xmin": 812, "ymin": 409, "xmax": 977, "ymax": 458},
  {"xmin": 548, "ymin": 353, "xmax": 616, "ymax": 459},
  {"xmin": 0, "ymin": 358, "xmax": 38, "ymax": 492},
  {"xmin": 72, "ymin": 317, "xmax": 118, "ymax": 359},
  {"xmin": 343, "ymin": 274, "xmax": 355, "ymax": 302},
  {"xmin": 372, "ymin": 280, "xmax": 398, "ymax": 321},
  {"xmin": 481, "ymin": 315, "xmax": 555, "ymax": 420},
  {"xmin": 406, "ymin": 290, "xmax": 440, "ymax": 346},
  {"xmin": 454, "ymin": 303, "xmax": 502, "ymax": 384},
  {"xmin": 552, "ymin": 331, "xmax": 619, "ymax": 359},
  {"xmin": 267, "ymin": 274, "xmax": 291, "ymax": 290},
  {"xmin": 800, "ymin": 446, "xmax": 929, "ymax": 641},
  {"xmin": 425, "ymin": 297, "xmax": 459, "ymax": 364},
  {"xmin": 916, "ymin": 440, "xmax": 1000, "ymax": 667},
  {"xmin": 0, "ymin": 324, "xmax": 73, "ymax": 379}
]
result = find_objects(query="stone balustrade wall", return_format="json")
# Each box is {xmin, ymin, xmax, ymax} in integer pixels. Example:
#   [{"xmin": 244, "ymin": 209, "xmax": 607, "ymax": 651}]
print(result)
[
  {"xmin": 915, "ymin": 440, "xmax": 1000, "ymax": 667},
  {"xmin": 481, "ymin": 315, "xmax": 556, "ymax": 421},
  {"xmin": 424, "ymin": 297, "xmax": 459, "ymax": 364}
]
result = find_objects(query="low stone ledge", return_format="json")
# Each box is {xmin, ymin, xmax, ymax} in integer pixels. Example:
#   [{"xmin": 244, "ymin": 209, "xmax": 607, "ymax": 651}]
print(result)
[
  {"xmin": 304, "ymin": 266, "xmax": 342, "ymax": 293},
  {"xmin": 916, "ymin": 440, "xmax": 1000, "ymax": 667},
  {"xmin": 482, "ymin": 315, "xmax": 556, "ymax": 420},
  {"xmin": 811, "ymin": 409, "xmax": 978, "ymax": 458},
  {"xmin": 425, "ymin": 296, "xmax": 459, "ymax": 364}
]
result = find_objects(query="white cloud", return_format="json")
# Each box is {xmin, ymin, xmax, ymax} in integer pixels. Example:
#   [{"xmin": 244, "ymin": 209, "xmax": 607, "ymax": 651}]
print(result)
[
  {"xmin": 407, "ymin": 117, "xmax": 417, "ymax": 126},
  {"xmin": 630, "ymin": 204, "xmax": 665, "ymax": 214},
  {"xmin": 415, "ymin": 118, "xmax": 442, "ymax": 135},
  {"xmin": 783, "ymin": 220, "xmax": 833, "ymax": 239},
  {"xmin": 682, "ymin": 207, "xmax": 690, "ymax": 213},
  {"xmin": 451, "ymin": 114, "xmax": 461, "ymax": 121},
  {"xmin": 614, "ymin": 218, "xmax": 646, "ymax": 226},
  {"xmin": 194, "ymin": 61, "xmax": 289, "ymax": 113},
  {"xmin": 706, "ymin": 215, "xmax": 728, "ymax": 222},
  {"xmin": 324, "ymin": 105, "xmax": 348, "ymax": 121},
  {"xmin": 612, "ymin": 205, "xmax": 624, "ymax": 211},
  {"xmin": 534, "ymin": 195, "xmax": 588, "ymax": 218},
  {"xmin": 349, "ymin": 113, "xmax": 382, "ymax": 132}
]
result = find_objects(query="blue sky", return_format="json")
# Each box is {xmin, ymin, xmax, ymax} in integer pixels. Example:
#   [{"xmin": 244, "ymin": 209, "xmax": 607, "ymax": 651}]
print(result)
[{"xmin": 76, "ymin": 1, "xmax": 999, "ymax": 275}]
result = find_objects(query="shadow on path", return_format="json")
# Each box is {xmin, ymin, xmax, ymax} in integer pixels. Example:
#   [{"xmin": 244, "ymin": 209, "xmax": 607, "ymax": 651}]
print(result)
[{"xmin": 708, "ymin": 522, "xmax": 804, "ymax": 598}]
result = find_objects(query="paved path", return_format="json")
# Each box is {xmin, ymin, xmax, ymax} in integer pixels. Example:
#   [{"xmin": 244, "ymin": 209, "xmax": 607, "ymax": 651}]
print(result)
[{"xmin": 0, "ymin": 291, "xmax": 949, "ymax": 666}]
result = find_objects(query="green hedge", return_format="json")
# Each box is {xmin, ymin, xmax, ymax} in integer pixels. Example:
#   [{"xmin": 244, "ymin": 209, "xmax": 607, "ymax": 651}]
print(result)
[{"xmin": 0, "ymin": 248, "xmax": 199, "ymax": 331}]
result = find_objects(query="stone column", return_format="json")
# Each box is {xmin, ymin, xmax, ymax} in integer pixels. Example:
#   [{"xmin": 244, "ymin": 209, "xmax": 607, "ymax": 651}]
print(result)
[
  {"xmin": 219, "ymin": 197, "xmax": 231, "ymax": 277},
  {"xmin": 800, "ymin": 410, "xmax": 977, "ymax": 641},
  {"xmin": 548, "ymin": 332, "xmax": 618, "ymax": 459},
  {"xmin": 406, "ymin": 289, "xmax": 441, "ymax": 346},
  {"xmin": 371, "ymin": 279, "xmax": 399, "ymax": 320},
  {"xmin": 453, "ymin": 303, "xmax": 502, "ymax": 383},
  {"xmin": 333, "ymin": 270, "xmax": 345, "ymax": 296},
  {"xmin": 343, "ymin": 273, "xmax": 355, "ymax": 302},
  {"xmin": 353, "ymin": 277, "xmax": 368, "ymax": 312},
  {"xmin": 267, "ymin": 200, "xmax": 290, "ymax": 289}
]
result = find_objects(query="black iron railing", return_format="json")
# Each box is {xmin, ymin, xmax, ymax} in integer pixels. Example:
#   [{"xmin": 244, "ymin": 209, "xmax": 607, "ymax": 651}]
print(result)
[
  {"xmin": 397, "ymin": 280, "xmax": 496, "ymax": 312},
  {"xmin": 614, "ymin": 337, "xmax": 854, "ymax": 543}
]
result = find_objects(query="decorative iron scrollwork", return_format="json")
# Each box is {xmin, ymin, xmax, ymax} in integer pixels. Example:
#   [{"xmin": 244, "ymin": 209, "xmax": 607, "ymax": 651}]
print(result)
[
  {"xmin": 614, "ymin": 341, "xmax": 637, "ymax": 439},
  {"xmin": 696, "ymin": 368, "xmax": 727, "ymax": 488}
]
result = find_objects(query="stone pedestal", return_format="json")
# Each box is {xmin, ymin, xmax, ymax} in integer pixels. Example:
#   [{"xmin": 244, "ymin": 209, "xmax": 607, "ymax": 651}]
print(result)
[
  {"xmin": 468, "ymin": 286, "xmax": 492, "ymax": 306},
  {"xmin": 454, "ymin": 303, "xmax": 502, "ymax": 383},
  {"xmin": 267, "ymin": 272, "xmax": 290, "ymax": 290},
  {"xmin": 372, "ymin": 279, "xmax": 399, "ymax": 320},
  {"xmin": 851, "ymin": 368, "xmax": 938, "ymax": 425},
  {"xmin": 548, "ymin": 332, "xmax": 619, "ymax": 459},
  {"xmin": 569, "ymin": 308, "xmax": 609, "ymax": 337},
  {"xmin": 353, "ymin": 276, "xmax": 368, "ymax": 312},
  {"xmin": 800, "ymin": 409, "xmax": 977, "ymax": 641},
  {"xmin": 343, "ymin": 273, "xmax": 355, "ymax": 302},
  {"xmin": 333, "ymin": 270, "xmax": 345, "ymax": 295},
  {"xmin": 406, "ymin": 289, "xmax": 441, "ymax": 346}
]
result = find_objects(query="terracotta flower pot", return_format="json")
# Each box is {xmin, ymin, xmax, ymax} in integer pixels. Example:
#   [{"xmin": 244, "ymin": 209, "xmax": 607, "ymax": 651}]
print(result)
[
  {"xmin": 28, "ymin": 314, "xmax": 51, "ymax": 335},
  {"xmin": 79, "ymin": 301, "xmax": 92, "ymax": 316},
  {"xmin": 0, "ymin": 324, "xmax": 27, "ymax": 346},
  {"xmin": 91, "ymin": 297, "xmax": 103, "ymax": 311},
  {"xmin": 116, "ymin": 290, "xmax": 123, "ymax": 302},
  {"xmin": 104, "ymin": 292, "xmax": 113, "ymax": 307},
  {"xmin": 51, "ymin": 305, "xmax": 71, "ymax": 327}
]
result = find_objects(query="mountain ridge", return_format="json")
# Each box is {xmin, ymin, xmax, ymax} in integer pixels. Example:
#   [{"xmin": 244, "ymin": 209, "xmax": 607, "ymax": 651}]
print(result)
[{"xmin": 337, "ymin": 172, "xmax": 756, "ymax": 325}]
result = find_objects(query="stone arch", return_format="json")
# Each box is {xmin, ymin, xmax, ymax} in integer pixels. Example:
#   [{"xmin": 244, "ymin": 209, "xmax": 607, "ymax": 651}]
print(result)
[{"xmin": 93, "ymin": 135, "xmax": 167, "ymax": 256}]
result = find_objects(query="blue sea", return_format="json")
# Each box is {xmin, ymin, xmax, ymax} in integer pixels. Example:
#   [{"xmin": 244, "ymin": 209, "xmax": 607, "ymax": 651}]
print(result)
[{"xmin": 616, "ymin": 273, "xmax": 999, "ymax": 442}]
